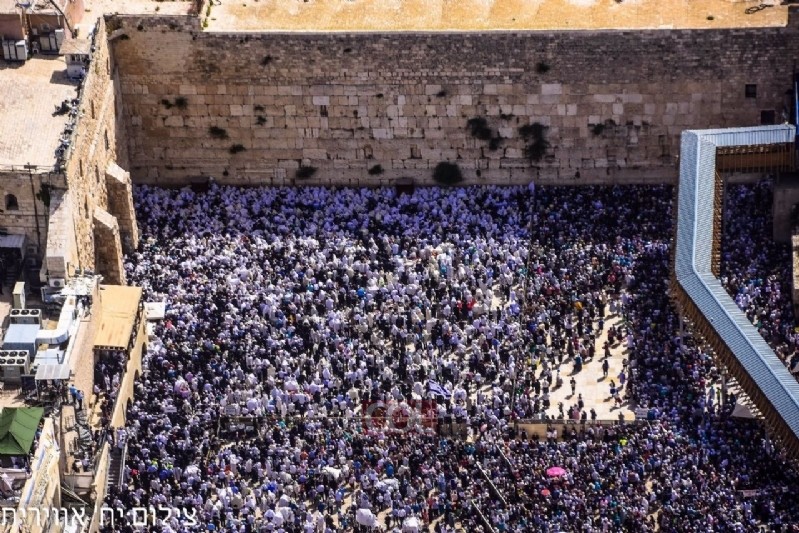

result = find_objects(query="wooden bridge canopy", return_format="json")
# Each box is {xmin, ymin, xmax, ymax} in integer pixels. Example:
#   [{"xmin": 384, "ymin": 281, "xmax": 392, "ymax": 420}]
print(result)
[
  {"xmin": 715, "ymin": 142, "xmax": 795, "ymax": 173},
  {"xmin": 673, "ymin": 125, "xmax": 799, "ymax": 459}
]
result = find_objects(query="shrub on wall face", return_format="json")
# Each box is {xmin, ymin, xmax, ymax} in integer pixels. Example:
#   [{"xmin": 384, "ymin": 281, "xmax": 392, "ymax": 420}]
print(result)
[
  {"xmin": 519, "ymin": 122, "xmax": 550, "ymax": 163},
  {"xmin": 466, "ymin": 117, "xmax": 492, "ymax": 141},
  {"xmin": 296, "ymin": 166, "xmax": 317, "ymax": 179},
  {"xmin": 209, "ymin": 126, "xmax": 229, "ymax": 140},
  {"xmin": 432, "ymin": 162, "xmax": 463, "ymax": 185}
]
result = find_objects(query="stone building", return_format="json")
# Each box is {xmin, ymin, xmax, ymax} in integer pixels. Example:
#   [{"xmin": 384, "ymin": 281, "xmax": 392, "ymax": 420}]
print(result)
[{"xmin": 0, "ymin": 15, "xmax": 136, "ymax": 289}]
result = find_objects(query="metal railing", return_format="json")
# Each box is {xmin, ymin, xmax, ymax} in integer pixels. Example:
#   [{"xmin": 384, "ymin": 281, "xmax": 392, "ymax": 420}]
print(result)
[
  {"xmin": 117, "ymin": 441, "xmax": 128, "ymax": 491},
  {"xmin": 466, "ymin": 500, "xmax": 497, "ymax": 533}
]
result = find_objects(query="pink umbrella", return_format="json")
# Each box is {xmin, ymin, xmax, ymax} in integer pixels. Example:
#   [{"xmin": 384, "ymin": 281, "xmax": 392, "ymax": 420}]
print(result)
[
  {"xmin": 546, "ymin": 466, "xmax": 567, "ymax": 478},
  {"xmin": 540, "ymin": 488, "xmax": 551, "ymax": 497}
]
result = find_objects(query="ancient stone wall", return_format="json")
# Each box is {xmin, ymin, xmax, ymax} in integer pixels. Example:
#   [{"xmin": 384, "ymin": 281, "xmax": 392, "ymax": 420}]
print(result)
[
  {"xmin": 110, "ymin": 9, "xmax": 799, "ymax": 186},
  {"xmin": 0, "ymin": 169, "xmax": 63, "ymax": 259},
  {"xmin": 46, "ymin": 16, "xmax": 135, "ymax": 283}
]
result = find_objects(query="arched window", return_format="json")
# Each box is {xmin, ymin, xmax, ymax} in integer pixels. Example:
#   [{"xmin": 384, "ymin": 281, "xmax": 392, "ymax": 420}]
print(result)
[{"xmin": 5, "ymin": 194, "xmax": 18, "ymax": 211}]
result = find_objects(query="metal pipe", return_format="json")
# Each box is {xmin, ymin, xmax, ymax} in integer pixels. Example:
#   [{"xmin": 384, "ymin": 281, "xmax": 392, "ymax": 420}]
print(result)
[{"xmin": 24, "ymin": 163, "xmax": 41, "ymax": 254}]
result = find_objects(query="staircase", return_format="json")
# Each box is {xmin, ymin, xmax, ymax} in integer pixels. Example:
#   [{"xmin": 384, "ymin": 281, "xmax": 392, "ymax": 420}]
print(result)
[
  {"xmin": 73, "ymin": 409, "xmax": 94, "ymax": 450},
  {"xmin": 106, "ymin": 448, "xmax": 122, "ymax": 494}
]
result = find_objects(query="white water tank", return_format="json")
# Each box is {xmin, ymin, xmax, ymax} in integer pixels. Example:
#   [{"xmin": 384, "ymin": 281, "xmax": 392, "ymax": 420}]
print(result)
[
  {"xmin": 2, "ymin": 40, "xmax": 26, "ymax": 62},
  {"xmin": 12, "ymin": 282, "xmax": 25, "ymax": 310},
  {"xmin": 54, "ymin": 28, "xmax": 65, "ymax": 49},
  {"xmin": 14, "ymin": 40, "xmax": 27, "ymax": 61}
]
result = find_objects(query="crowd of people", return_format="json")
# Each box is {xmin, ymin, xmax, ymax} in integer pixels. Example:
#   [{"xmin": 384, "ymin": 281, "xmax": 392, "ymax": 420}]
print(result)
[
  {"xmin": 101, "ymin": 182, "xmax": 799, "ymax": 532},
  {"xmin": 721, "ymin": 181, "xmax": 799, "ymax": 375}
]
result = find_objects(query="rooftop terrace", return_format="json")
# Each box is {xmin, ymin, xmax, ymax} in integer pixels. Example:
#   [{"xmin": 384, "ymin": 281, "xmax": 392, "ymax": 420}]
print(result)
[
  {"xmin": 0, "ymin": 56, "xmax": 78, "ymax": 169},
  {"xmin": 205, "ymin": 0, "xmax": 791, "ymax": 32}
]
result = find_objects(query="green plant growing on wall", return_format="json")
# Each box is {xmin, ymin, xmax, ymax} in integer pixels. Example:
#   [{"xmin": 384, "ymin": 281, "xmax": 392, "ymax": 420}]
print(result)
[
  {"xmin": 368, "ymin": 164, "xmax": 384, "ymax": 175},
  {"xmin": 161, "ymin": 99, "xmax": 173, "ymax": 109},
  {"xmin": 256, "ymin": 116, "xmax": 267, "ymax": 125},
  {"xmin": 432, "ymin": 162, "xmax": 463, "ymax": 185},
  {"xmin": 592, "ymin": 119, "xmax": 617, "ymax": 136},
  {"xmin": 36, "ymin": 184, "xmax": 51, "ymax": 208},
  {"xmin": 229, "ymin": 144, "xmax": 246, "ymax": 154},
  {"xmin": 519, "ymin": 122, "xmax": 550, "ymax": 163},
  {"xmin": 174, "ymin": 96, "xmax": 188, "ymax": 110},
  {"xmin": 466, "ymin": 117, "xmax": 492, "ymax": 141},
  {"xmin": 254, "ymin": 105, "xmax": 265, "ymax": 112},
  {"xmin": 296, "ymin": 166, "xmax": 318, "ymax": 179},
  {"xmin": 488, "ymin": 135, "xmax": 503, "ymax": 151},
  {"xmin": 106, "ymin": 17, "xmax": 122, "ymax": 33},
  {"xmin": 209, "ymin": 126, "xmax": 229, "ymax": 140},
  {"xmin": 261, "ymin": 55, "xmax": 273, "ymax": 66},
  {"xmin": 436, "ymin": 90, "xmax": 447, "ymax": 98},
  {"xmin": 535, "ymin": 62, "xmax": 551, "ymax": 74}
]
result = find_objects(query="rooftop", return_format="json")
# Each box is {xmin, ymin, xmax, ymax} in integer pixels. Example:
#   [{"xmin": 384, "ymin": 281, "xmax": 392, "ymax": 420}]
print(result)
[
  {"xmin": 205, "ymin": 0, "xmax": 792, "ymax": 32},
  {"xmin": 93, "ymin": 285, "xmax": 142, "ymax": 350},
  {"xmin": 0, "ymin": 56, "xmax": 78, "ymax": 169},
  {"xmin": 82, "ymin": 0, "xmax": 193, "ymax": 20},
  {"xmin": 60, "ymin": 39, "xmax": 91, "ymax": 56}
]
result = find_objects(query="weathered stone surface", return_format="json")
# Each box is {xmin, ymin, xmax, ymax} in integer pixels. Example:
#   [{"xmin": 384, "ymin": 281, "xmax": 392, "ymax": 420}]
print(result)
[{"xmin": 110, "ymin": 10, "xmax": 799, "ymax": 186}]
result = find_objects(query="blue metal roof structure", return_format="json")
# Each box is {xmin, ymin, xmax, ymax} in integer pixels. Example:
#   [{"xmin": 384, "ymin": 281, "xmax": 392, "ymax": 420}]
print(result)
[{"xmin": 675, "ymin": 125, "xmax": 799, "ymax": 448}]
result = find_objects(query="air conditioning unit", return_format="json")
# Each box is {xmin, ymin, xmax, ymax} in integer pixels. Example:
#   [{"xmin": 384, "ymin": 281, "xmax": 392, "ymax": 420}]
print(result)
[
  {"xmin": 10, "ymin": 308, "xmax": 41, "ymax": 325},
  {"xmin": 0, "ymin": 350, "xmax": 29, "ymax": 382},
  {"xmin": 49, "ymin": 278, "xmax": 65, "ymax": 288}
]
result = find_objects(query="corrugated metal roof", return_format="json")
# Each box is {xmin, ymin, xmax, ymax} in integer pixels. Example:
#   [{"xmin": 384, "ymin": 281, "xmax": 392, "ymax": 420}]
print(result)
[
  {"xmin": 34, "ymin": 364, "xmax": 70, "ymax": 381},
  {"xmin": 675, "ymin": 124, "xmax": 799, "ymax": 439},
  {"xmin": 0, "ymin": 234, "xmax": 25, "ymax": 252}
]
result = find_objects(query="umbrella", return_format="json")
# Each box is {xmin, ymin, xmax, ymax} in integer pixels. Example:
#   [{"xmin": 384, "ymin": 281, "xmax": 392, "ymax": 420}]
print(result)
[
  {"xmin": 323, "ymin": 466, "xmax": 341, "ymax": 479},
  {"xmin": 356, "ymin": 508, "xmax": 377, "ymax": 527},
  {"xmin": 402, "ymin": 516, "xmax": 420, "ymax": 532},
  {"xmin": 546, "ymin": 466, "xmax": 567, "ymax": 478},
  {"xmin": 540, "ymin": 488, "xmax": 551, "ymax": 497}
]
